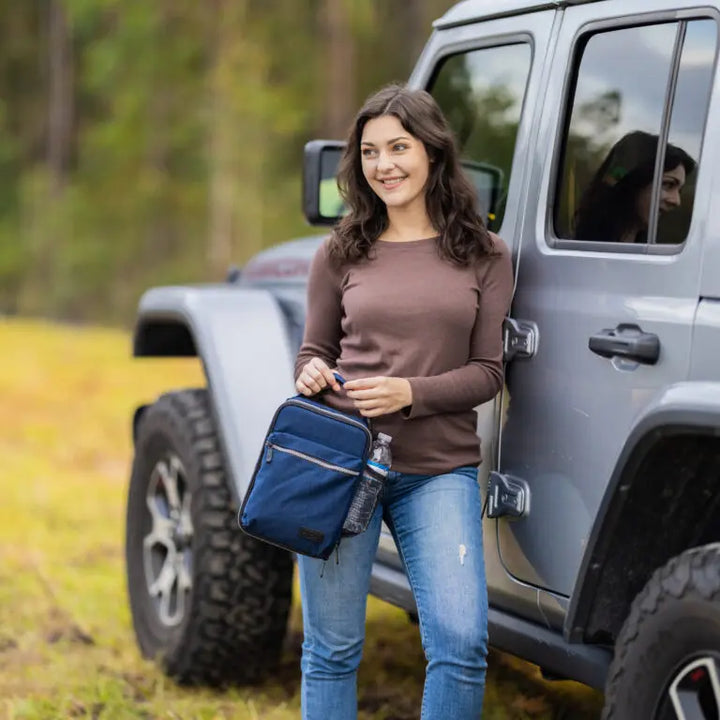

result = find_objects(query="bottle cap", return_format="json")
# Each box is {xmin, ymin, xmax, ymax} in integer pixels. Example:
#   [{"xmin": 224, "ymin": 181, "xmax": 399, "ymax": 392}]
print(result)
[{"xmin": 377, "ymin": 432, "xmax": 392, "ymax": 443}]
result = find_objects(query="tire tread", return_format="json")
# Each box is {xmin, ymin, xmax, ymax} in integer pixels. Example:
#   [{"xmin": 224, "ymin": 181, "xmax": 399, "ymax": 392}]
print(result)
[
  {"xmin": 128, "ymin": 389, "xmax": 293, "ymax": 687},
  {"xmin": 602, "ymin": 543, "xmax": 720, "ymax": 719}
]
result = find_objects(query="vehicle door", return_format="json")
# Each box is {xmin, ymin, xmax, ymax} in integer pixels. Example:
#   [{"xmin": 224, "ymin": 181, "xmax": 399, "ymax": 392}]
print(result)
[
  {"xmin": 373, "ymin": 7, "xmax": 559, "ymax": 617},
  {"xmin": 496, "ymin": 0, "xmax": 719, "ymax": 624}
]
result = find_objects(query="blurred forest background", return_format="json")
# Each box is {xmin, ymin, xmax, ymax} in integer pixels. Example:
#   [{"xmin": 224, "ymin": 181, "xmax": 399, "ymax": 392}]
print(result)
[{"xmin": 0, "ymin": 0, "xmax": 453, "ymax": 326}]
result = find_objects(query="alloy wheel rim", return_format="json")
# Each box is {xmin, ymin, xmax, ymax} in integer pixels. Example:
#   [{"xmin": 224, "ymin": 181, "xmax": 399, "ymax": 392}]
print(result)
[
  {"xmin": 142, "ymin": 453, "xmax": 194, "ymax": 627},
  {"xmin": 656, "ymin": 655, "xmax": 720, "ymax": 720}
]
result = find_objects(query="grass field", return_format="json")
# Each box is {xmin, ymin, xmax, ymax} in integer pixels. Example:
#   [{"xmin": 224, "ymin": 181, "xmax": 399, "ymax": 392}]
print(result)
[{"xmin": 0, "ymin": 318, "xmax": 604, "ymax": 719}]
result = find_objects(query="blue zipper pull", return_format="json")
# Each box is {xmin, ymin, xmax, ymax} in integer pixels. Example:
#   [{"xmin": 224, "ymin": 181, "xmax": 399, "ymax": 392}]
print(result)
[{"xmin": 266, "ymin": 444, "xmax": 274, "ymax": 463}]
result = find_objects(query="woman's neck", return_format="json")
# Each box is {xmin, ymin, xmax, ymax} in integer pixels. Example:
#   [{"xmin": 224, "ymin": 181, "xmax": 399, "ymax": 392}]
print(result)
[{"xmin": 382, "ymin": 206, "xmax": 437, "ymax": 243}]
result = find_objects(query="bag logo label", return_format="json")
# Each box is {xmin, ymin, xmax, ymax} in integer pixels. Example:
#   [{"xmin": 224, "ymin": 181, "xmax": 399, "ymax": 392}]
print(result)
[{"xmin": 299, "ymin": 527, "xmax": 324, "ymax": 543}]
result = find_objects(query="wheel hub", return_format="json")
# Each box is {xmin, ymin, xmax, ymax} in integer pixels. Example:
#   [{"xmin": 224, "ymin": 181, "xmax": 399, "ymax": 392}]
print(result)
[
  {"xmin": 142, "ymin": 454, "xmax": 194, "ymax": 627},
  {"xmin": 658, "ymin": 655, "xmax": 720, "ymax": 720}
]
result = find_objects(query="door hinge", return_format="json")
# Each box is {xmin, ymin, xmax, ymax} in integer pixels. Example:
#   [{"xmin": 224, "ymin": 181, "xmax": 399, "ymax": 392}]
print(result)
[
  {"xmin": 503, "ymin": 318, "xmax": 538, "ymax": 361},
  {"xmin": 486, "ymin": 472, "xmax": 531, "ymax": 519}
]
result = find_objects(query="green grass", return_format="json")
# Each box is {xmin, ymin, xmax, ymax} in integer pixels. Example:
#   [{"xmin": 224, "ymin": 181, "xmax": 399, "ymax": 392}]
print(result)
[{"xmin": 0, "ymin": 318, "xmax": 604, "ymax": 719}]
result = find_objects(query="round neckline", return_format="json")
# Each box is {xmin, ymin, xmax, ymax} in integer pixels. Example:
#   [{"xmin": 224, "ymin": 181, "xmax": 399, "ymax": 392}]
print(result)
[{"xmin": 375, "ymin": 235, "xmax": 439, "ymax": 246}]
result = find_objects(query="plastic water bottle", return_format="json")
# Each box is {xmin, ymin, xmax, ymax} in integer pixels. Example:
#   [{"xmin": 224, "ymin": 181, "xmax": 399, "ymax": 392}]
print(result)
[{"xmin": 342, "ymin": 433, "xmax": 392, "ymax": 536}]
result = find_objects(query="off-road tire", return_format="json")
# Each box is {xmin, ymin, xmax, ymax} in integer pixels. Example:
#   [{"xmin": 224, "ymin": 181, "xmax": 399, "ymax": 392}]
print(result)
[
  {"xmin": 602, "ymin": 543, "xmax": 720, "ymax": 719},
  {"xmin": 126, "ymin": 389, "xmax": 293, "ymax": 686}
]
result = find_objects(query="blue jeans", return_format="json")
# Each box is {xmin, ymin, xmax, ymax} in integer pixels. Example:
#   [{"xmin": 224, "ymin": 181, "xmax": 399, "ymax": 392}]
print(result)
[{"xmin": 298, "ymin": 466, "xmax": 488, "ymax": 720}]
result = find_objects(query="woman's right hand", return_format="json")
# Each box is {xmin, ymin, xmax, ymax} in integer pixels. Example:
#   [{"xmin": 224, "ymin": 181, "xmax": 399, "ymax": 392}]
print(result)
[{"xmin": 295, "ymin": 357, "xmax": 342, "ymax": 396}]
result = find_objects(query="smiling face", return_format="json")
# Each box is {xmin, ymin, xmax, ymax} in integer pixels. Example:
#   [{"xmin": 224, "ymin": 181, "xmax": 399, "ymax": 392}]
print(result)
[
  {"xmin": 360, "ymin": 114, "xmax": 431, "ymax": 215},
  {"xmin": 635, "ymin": 164, "xmax": 687, "ymax": 227}
]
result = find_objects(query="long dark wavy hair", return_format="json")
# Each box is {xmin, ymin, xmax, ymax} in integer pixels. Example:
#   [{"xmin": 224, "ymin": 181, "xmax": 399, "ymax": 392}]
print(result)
[
  {"xmin": 574, "ymin": 131, "xmax": 696, "ymax": 242},
  {"xmin": 329, "ymin": 83, "xmax": 494, "ymax": 266}
]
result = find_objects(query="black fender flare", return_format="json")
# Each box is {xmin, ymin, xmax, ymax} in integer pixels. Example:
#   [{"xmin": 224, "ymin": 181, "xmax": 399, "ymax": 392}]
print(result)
[{"xmin": 566, "ymin": 382, "xmax": 720, "ymax": 643}]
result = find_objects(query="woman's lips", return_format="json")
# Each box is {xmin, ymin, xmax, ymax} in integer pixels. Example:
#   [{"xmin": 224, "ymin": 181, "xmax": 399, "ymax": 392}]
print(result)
[{"xmin": 378, "ymin": 177, "xmax": 407, "ymax": 190}]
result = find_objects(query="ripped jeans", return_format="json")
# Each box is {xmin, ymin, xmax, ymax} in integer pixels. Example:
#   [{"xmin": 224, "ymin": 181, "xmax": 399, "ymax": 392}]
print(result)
[{"xmin": 298, "ymin": 466, "xmax": 488, "ymax": 720}]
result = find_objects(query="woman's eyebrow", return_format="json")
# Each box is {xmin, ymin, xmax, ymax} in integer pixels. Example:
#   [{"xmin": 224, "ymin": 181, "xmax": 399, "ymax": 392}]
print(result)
[{"xmin": 360, "ymin": 136, "xmax": 411, "ymax": 146}]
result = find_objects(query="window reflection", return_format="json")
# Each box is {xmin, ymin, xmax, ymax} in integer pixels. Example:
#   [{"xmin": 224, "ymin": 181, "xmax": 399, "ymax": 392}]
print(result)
[
  {"xmin": 430, "ymin": 43, "xmax": 531, "ymax": 232},
  {"xmin": 658, "ymin": 19, "xmax": 716, "ymax": 244},
  {"xmin": 555, "ymin": 23, "xmax": 676, "ymax": 241},
  {"xmin": 573, "ymin": 131, "xmax": 695, "ymax": 244},
  {"xmin": 555, "ymin": 20, "xmax": 717, "ymax": 246}
]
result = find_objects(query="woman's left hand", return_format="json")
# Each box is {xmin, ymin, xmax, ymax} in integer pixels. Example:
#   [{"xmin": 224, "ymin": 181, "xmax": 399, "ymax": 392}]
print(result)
[{"xmin": 344, "ymin": 376, "xmax": 413, "ymax": 418}]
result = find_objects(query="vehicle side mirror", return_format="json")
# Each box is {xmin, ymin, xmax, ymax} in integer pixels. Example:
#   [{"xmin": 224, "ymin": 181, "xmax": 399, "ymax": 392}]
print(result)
[{"xmin": 303, "ymin": 140, "xmax": 346, "ymax": 226}]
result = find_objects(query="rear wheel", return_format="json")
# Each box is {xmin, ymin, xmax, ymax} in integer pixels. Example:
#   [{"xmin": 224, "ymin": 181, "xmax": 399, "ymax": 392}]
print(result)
[
  {"xmin": 125, "ymin": 389, "xmax": 293, "ymax": 686},
  {"xmin": 602, "ymin": 543, "xmax": 720, "ymax": 720}
]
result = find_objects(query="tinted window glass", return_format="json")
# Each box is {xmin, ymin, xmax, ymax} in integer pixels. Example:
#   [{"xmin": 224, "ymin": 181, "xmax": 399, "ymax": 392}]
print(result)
[
  {"xmin": 430, "ymin": 43, "xmax": 532, "ymax": 232},
  {"xmin": 555, "ymin": 20, "xmax": 716, "ymax": 246},
  {"xmin": 556, "ymin": 24, "xmax": 675, "ymax": 243},
  {"xmin": 657, "ymin": 19, "xmax": 716, "ymax": 244}
]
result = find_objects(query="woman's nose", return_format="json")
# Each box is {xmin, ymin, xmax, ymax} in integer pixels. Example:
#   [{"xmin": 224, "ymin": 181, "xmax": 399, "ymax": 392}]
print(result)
[
  {"xmin": 666, "ymin": 189, "xmax": 682, "ymax": 208},
  {"xmin": 377, "ymin": 151, "xmax": 395, "ymax": 172}
]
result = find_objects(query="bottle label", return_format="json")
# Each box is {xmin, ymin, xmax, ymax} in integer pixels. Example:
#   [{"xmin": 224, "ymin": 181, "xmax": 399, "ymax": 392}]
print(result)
[{"xmin": 367, "ymin": 460, "xmax": 389, "ymax": 476}]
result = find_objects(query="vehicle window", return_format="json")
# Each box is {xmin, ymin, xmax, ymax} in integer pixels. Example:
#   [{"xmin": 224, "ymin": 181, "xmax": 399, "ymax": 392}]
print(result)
[
  {"xmin": 657, "ymin": 19, "xmax": 716, "ymax": 244},
  {"xmin": 555, "ymin": 20, "xmax": 717, "ymax": 247},
  {"xmin": 429, "ymin": 43, "xmax": 532, "ymax": 233}
]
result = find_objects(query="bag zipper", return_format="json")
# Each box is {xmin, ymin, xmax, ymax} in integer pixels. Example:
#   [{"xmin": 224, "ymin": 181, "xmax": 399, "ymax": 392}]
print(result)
[
  {"xmin": 285, "ymin": 397, "xmax": 372, "ymax": 444},
  {"xmin": 266, "ymin": 442, "xmax": 360, "ymax": 477}
]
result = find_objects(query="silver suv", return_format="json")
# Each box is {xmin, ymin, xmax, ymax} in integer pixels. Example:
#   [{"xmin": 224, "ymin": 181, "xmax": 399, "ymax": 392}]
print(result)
[{"xmin": 124, "ymin": 1, "xmax": 720, "ymax": 717}]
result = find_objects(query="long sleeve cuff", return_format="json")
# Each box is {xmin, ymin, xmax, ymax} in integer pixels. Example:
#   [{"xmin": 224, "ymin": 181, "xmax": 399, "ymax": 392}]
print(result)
[{"xmin": 404, "ymin": 363, "xmax": 504, "ymax": 419}]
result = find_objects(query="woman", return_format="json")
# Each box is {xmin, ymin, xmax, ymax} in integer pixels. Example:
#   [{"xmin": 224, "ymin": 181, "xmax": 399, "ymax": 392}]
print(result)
[
  {"xmin": 573, "ymin": 130, "xmax": 695, "ymax": 243},
  {"xmin": 294, "ymin": 83, "xmax": 513, "ymax": 720}
]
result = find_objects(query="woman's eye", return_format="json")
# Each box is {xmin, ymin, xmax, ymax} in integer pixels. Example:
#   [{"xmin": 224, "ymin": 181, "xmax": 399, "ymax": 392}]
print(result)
[
  {"xmin": 362, "ymin": 148, "xmax": 377, "ymax": 158},
  {"xmin": 393, "ymin": 143, "xmax": 408, "ymax": 152}
]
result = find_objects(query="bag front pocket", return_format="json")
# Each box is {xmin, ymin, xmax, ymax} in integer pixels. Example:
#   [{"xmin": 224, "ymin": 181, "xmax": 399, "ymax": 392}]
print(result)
[{"xmin": 240, "ymin": 431, "xmax": 364, "ymax": 558}]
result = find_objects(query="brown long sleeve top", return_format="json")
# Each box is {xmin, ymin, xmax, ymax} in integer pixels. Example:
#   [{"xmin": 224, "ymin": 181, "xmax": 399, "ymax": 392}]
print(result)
[{"xmin": 294, "ymin": 234, "xmax": 514, "ymax": 474}]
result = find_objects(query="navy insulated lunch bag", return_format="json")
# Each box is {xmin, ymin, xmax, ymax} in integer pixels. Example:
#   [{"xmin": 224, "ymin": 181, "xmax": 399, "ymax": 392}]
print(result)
[{"xmin": 239, "ymin": 395, "xmax": 372, "ymax": 560}]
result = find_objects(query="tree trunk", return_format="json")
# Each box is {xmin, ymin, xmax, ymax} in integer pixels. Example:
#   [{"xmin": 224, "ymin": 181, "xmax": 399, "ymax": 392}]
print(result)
[
  {"xmin": 47, "ymin": 0, "xmax": 73, "ymax": 197},
  {"xmin": 207, "ymin": 0, "xmax": 265, "ymax": 276},
  {"xmin": 401, "ymin": 0, "xmax": 425, "ymax": 67},
  {"xmin": 207, "ymin": 6, "xmax": 236, "ymax": 277},
  {"xmin": 145, "ymin": 3, "xmax": 175, "ymax": 269},
  {"xmin": 323, "ymin": 0, "xmax": 355, "ymax": 138}
]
